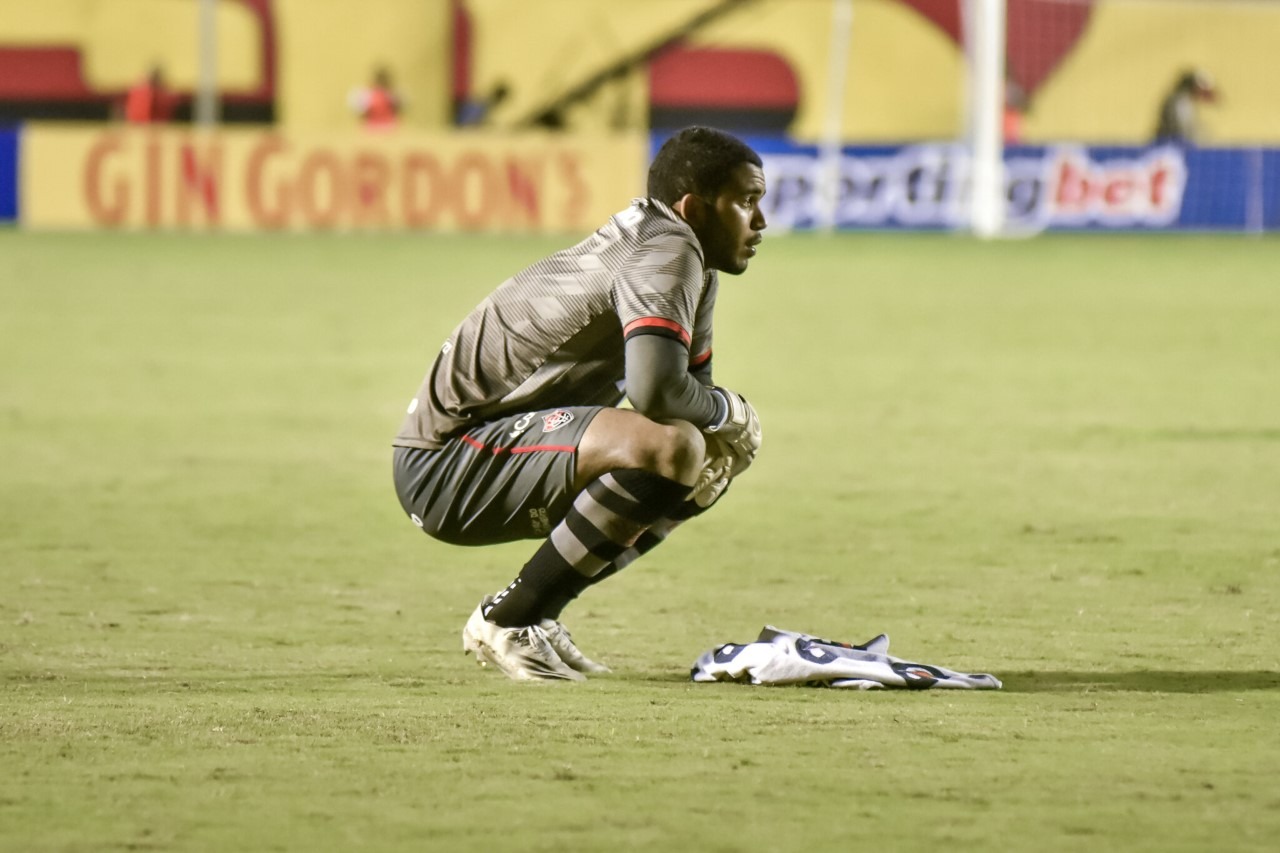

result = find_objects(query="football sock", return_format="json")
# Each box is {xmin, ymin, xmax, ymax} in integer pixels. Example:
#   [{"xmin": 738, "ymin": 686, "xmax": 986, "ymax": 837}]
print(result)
[
  {"xmin": 526, "ymin": 477, "xmax": 736, "ymax": 620},
  {"xmin": 538, "ymin": 518, "xmax": 681, "ymax": 621},
  {"xmin": 484, "ymin": 469, "xmax": 690, "ymax": 627},
  {"xmin": 534, "ymin": 478, "xmax": 733, "ymax": 620}
]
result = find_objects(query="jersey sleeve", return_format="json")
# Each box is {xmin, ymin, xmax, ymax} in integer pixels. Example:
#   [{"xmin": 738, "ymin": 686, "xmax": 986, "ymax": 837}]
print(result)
[
  {"xmin": 688, "ymin": 270, "xmax": 717, "ymax": 378},
  {"xmin": 614, "ymin": 230, "xmax": 704, "ymax": 352}
]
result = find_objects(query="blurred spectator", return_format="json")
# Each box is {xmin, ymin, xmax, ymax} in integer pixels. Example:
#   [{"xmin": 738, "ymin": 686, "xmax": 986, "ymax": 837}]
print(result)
[
  {"xmin": 455, "ymin": 80, "xmax": 510, "ymax": 127},
  {"xmin": 123, "ymin": 66, "xmax": 175, "ymax": 124},
  {"xmin": 349, "ymin": 66, "xmax": 403, "ymax": 131},
  {"xmin": 1002, "ymin": 75, "xmax": 1029, "ymax": 145},
  {"xmin": 1154, "ymin": 68, "xmax": 1219, "ymax": 144}
]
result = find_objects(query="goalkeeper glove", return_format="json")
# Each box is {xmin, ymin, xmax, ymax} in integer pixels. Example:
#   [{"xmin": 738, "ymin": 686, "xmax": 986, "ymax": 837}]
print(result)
[
  {"xmin": 705, "ymin": 386, "xmax": 762, "ymax": 466},
  {"xmin": 689, "ymin": 446, "xmax": 733, "ymax": 509}
]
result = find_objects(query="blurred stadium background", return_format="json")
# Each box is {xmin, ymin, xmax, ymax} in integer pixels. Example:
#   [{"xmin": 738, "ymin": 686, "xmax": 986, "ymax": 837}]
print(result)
[
  {"xmin": 1, "ymin": 0, "xmax": 1278, "ymax": 235},
  {"xmin": 5, "ymin": 4, "xmax": 1280, "ymax": 851}
]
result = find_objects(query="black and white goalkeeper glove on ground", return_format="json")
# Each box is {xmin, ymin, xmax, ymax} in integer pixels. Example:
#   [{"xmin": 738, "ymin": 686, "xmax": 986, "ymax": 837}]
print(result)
[
  {"xmin": 691, "ymin": 626, "xmax": 1003, "ymax": 690},
  {"xmin": 706, "ymin": 386, "xmax": 762, "ymax": 468}
]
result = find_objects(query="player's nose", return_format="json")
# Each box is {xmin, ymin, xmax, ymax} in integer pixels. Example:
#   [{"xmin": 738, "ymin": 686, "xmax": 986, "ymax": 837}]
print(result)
[{"xmin": 752, "ymin": 207, "xmax": 767, "ymax": 232}]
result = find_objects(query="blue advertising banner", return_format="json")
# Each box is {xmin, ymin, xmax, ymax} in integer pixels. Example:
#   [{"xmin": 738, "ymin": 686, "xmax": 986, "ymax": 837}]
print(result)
[
  {"xmin": 657, "ymin": 134, "xmax": 1279, "ymax": 233},
  {"xmin": 0, "ymin": 126, "xmax": 17, "ymax": 222}
]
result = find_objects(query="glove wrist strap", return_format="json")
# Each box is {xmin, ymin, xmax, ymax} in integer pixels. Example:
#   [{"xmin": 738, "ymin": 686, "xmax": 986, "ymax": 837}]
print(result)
[{"xmin": 704, "ymin": 387, "xmax": 730, "ymax": 432}]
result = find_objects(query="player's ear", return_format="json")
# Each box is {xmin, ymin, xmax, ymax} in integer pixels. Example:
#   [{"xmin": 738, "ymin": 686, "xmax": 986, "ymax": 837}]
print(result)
[{"xmin": 672, "ymin": 193, "xmax": 707, "ymax": 228}]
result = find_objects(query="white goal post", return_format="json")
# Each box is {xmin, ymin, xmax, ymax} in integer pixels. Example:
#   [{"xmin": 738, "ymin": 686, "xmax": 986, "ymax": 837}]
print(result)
[
  {"xmin": 814, "ymin": 0, "xmax": 1010, "ymax": 237},
  {"xmin": 965, "ymin": 0, "xmax": 1008, "ymax": 238}
]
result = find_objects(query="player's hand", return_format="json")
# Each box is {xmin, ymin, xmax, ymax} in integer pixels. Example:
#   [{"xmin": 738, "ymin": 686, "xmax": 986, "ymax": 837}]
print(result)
[
  {"xmin": 690, "ymin": 439, "xmax": 734, "ymax": 508},
  {"xmin": 706, "ymin": 386, "xmax": 762, "ymax": 466}
]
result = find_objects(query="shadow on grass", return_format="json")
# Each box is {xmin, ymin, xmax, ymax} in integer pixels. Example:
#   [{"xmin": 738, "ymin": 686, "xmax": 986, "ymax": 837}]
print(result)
[
  {"xmin": 7, "ymin": 670, "xmax": 1279, "ymax": 694},
  {"xmin": 1005, "ymin": 671, "xmax": 1280, "ymax": 693}
]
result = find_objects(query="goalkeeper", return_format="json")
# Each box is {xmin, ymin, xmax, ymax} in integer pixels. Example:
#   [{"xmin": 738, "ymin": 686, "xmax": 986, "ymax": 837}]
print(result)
[{"xmin": 392, "ymin": 127, "xmax": 767, "ymax": 681}]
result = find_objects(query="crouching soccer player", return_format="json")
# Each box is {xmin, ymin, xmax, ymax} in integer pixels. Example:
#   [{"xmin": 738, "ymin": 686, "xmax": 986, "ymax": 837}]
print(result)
[{"xmin": 392, "ymin": 127, "xmax": 767, "ymax": 681}]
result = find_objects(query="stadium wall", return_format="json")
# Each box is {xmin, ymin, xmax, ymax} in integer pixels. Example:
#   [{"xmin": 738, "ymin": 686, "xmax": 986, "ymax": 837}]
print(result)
[
  {"xmin": 274, "ymin": 0, "xmax": 451, "ymax": 130},
  {"xmin": 463, "ymin": 0, "xmax": 1280, "ymax": 145},
  {"xmin": 3, "ymin": 1, "xmax": 1278, "ymax": 141},
  {"xmin": 0, "ymin": 0, "xmax": 274, "ymax": 123}
]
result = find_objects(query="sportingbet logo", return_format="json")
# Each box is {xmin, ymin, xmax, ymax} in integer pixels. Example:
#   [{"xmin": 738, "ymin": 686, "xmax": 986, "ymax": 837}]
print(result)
[
  {"xmin": 761, "ymin": 144, "xmax": 1187, "ymax": 232},
  {"xmin": 1013, "ymin": 146, "xmax": 1186, "ymax": 228}
]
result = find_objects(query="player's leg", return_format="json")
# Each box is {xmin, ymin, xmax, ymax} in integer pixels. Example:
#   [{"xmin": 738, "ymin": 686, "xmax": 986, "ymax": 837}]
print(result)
[
  {"xmin": 538, "ymin": 516, "xmax": 681, "ymax": 622},
  {"xmin": 535, "ymin": 420, "xmax": 748, "ymax": 622},
  {"xmin": 394, "ymin": 406, "xmax": 704, "ymax": 679},
  {"xmin": 539, "ymin": 469, "xmax": 744, "ymax": 623},
  {"xmin": 476, "ymin": 410, "xmax": 707, "ymax": 677},
  {"xmin": 395, "ymin": 407, "xmax": 610, "ymax": 680},
  {"xmin": 482, "ymin": 408, "xmax": 703, "ymax": 628},
  {"xmin": 572, "ymin": 407, "xmax": 705, "ymax": 490}
]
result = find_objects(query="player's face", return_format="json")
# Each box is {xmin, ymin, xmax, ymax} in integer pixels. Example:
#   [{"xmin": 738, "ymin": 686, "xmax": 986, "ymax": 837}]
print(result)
[{"xmin": 699, "ymin": 163, "xmax": 767, "ymax": 276}]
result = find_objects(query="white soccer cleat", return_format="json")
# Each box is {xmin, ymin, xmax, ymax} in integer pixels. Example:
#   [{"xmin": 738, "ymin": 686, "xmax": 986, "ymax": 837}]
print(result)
[
  {"xmin": 462, "ymin": 597, "xmax": 585, "ymax": 682},
  {"xmin": 540, "ymin": 619, "xmax": 611, "ymax": 674}
]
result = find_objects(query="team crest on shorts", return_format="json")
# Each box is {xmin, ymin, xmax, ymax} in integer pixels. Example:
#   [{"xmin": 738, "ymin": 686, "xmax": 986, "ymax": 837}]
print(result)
[{"xmin": 542, "ymin": 409, "xmax": 574, "ymax": 433}]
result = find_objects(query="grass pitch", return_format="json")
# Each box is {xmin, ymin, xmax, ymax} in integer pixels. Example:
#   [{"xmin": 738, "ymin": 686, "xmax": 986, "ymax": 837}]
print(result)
[{"xmin": 2, "ymin": 230, "xmax": 1278, "ymax": 852}]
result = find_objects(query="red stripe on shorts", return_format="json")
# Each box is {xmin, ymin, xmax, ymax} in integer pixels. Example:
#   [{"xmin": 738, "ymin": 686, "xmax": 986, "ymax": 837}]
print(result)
[{"xmin": 460, "ymin": 434, "xmax": 574, "ymax": 454}]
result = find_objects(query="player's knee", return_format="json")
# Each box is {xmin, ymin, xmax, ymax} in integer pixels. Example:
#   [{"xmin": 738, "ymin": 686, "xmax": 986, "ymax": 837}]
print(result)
[
  {"xmin": 647, "ymin": 420, "xmax": 704, "ymax": 484},
  {"xmin": 579, "ymin": 410, "xmax": 706, "ymax": 487},
  {"xmin": 617, "ymin": 419, "xmax": 704, "ymax": 484}
]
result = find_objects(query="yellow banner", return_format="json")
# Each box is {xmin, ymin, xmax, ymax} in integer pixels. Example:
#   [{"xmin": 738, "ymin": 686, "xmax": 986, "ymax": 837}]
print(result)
[{"xmin": 21, "ymin": 125, "xmax": 647, "ymax": 233}]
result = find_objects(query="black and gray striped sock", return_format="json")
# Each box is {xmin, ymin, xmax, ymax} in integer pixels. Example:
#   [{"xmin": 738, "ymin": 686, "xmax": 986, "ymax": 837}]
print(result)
[{"xmin": 484, "ymin": 469, "xmax": 690, "ymax": 627}]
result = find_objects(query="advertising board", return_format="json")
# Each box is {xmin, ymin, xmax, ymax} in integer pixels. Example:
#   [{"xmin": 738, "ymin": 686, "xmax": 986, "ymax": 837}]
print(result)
[
  {"xmin": 21, "ymin": 125, "xmax": 646, "ymax": 233},
  {"xmin": 15, "ymin": 126, "xmax": 1277, "ymax": 233},
  {"xmin": 742, "ymin": 136, "xmax": 1280, "ymax": 233},
  {"xmin": 0, "ymin": 126, "xmax": 16, "ymax": 222}
]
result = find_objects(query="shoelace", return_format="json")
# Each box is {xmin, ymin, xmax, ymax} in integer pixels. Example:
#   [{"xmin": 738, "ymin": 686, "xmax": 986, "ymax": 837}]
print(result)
[{"xmin": 512, "ymin": 626, "xmax": 552, "ymax": 654}]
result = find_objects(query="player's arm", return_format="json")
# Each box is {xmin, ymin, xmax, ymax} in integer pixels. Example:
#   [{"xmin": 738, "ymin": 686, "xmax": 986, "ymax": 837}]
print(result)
[
  {"xmin": 625, "ymin": 335, "xmax": 761, "ymax": 466},
  {"xmin": 624, "ymin": 334, "xmax": 722, "ymax": 427},
  {"xmin": 688, "ymin": 350, "xmax": 714, "ymax": 388},
  {"xmin": 617, "ymin": 232, "xmax": 757, "ymax": 459}
]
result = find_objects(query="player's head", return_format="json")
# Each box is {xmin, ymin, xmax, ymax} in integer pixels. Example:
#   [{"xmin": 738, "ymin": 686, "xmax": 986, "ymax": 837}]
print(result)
[{"xmin": 648, "ymin": 127, "xmax": 767, "ymax": 276}]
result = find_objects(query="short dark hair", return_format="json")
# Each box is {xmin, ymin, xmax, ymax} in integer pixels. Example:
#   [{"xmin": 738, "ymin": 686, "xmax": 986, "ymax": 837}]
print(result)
[{"xmin": 646, "ymin": 127, "xmax": 763, "ymax": 205}]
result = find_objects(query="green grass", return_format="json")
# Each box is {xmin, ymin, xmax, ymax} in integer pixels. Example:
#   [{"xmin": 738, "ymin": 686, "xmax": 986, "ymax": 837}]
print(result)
[{"xmin": 2, "ymin": 230, "xmax": 1278, "ymax": 852}]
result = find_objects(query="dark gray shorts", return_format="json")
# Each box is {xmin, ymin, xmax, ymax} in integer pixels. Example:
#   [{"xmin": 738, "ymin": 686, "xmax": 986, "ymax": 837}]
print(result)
[{"xmin": 392, "ymin": 406, "xmax": 604, "ymax": 546}]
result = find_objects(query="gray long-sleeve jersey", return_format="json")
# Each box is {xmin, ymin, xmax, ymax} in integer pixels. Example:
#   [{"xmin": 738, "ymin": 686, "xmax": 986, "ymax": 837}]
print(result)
[{"xmin": 395, "ymin": 198, "xmax": 723, "ymax": 451}]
